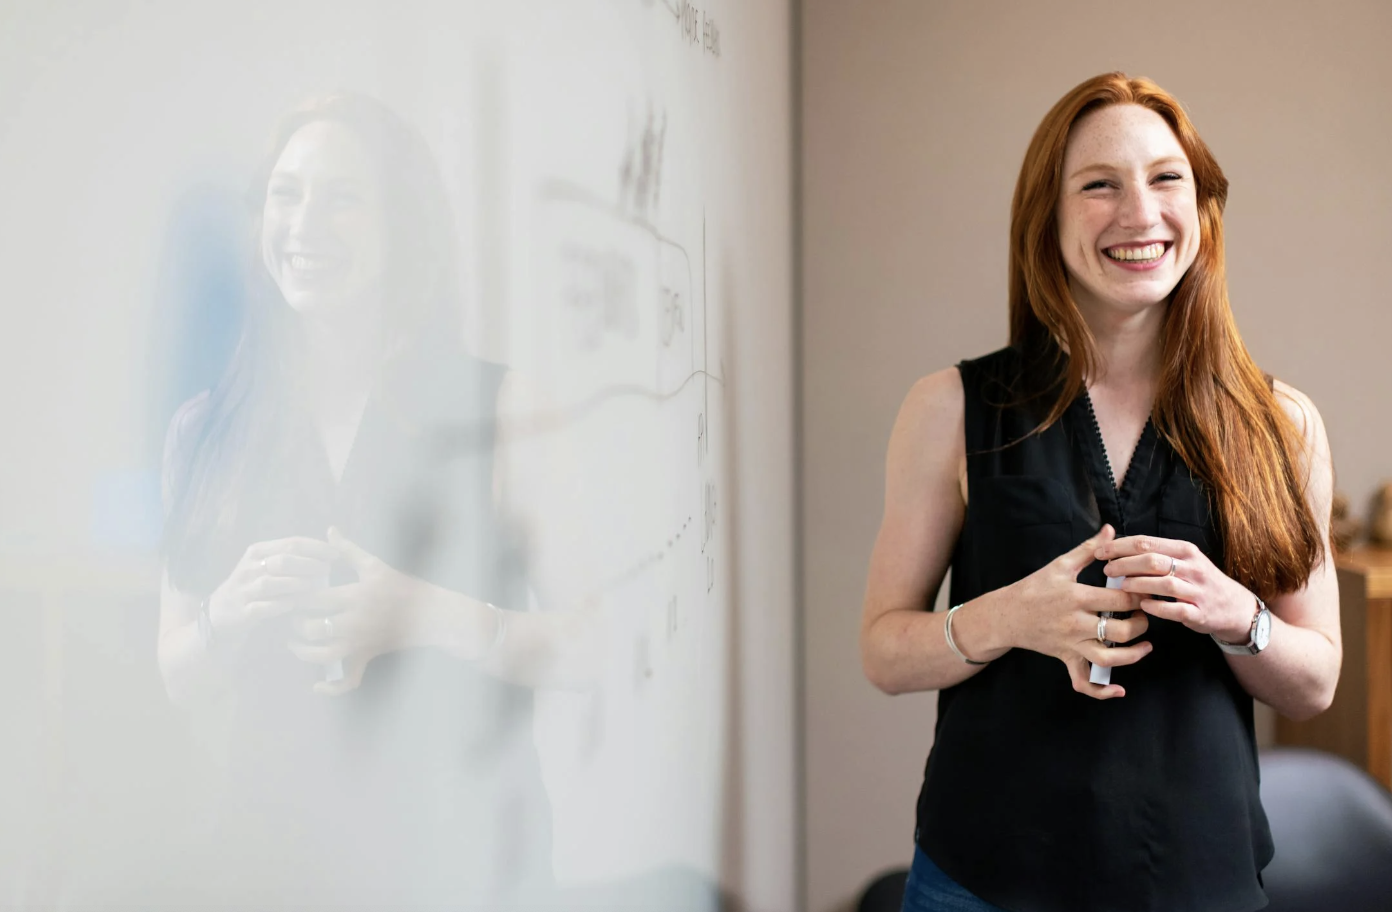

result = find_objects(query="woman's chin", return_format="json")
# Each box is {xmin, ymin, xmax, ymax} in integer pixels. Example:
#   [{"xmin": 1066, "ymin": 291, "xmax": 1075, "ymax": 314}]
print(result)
[
  {"xmin": 279, "ymin": 284, "xmax": 358, "ymax": 317},
  {"xmin": 1094, "ymin": 280, "xmax": 1180, "ymax": 314},
  {"xmin": 281, "ymin": 292, "xmax": 334, "ymax": 316}
]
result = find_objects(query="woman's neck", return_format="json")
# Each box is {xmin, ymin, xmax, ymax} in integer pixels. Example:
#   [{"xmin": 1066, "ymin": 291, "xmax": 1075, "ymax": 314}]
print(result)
[
  {"xmin": 294, "ymin": 313, "xmax": 386, "ymax": 419},
  {"xmin": 1077, "ymin": 299, "xmax": 1167, "ymax": 394}
]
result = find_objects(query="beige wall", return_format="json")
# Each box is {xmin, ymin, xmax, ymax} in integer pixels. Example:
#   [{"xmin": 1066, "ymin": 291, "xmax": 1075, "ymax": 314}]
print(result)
[{"xmin": 800, "ymin": 2, "xmax": 1392, "ymax": 910}]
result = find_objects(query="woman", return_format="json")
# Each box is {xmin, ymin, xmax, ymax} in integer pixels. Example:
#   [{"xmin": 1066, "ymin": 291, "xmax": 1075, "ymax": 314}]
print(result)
[
  {"xmin": 860, "ymin": 73, "xmax": 1340, "ymax": 912},
  {"xmin": 158, "ymin": 94, "xmax": 591, "ymax": 910}
]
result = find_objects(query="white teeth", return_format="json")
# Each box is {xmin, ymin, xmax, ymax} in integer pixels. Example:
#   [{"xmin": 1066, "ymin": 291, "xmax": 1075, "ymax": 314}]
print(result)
[
  {"xmin": 289, "ymin": 254, "xmax": 336, "ymax": 272},
  {"xmin": 1106, "ymin": 242, "xmax": 1166, "ymax": 262}
]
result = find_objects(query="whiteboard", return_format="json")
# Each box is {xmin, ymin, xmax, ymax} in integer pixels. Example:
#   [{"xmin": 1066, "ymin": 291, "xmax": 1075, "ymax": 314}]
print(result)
[{"xmin": 0, "ymin": 0, "xmax": 795, "ymax": 909}]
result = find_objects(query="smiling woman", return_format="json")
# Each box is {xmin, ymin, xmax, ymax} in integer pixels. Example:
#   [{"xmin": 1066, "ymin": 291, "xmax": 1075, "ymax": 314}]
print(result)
[
  {"xmin": 859, "ymin": 73, "xmax": 1340, "ymax": 912},
  {"xmin": 1057, "ymin": 106, "xmax": 1199, "ymax": 312},
  {"xmin": 156, "ymin": 94, "xmax": 562, "ymax": 911},
  {"xmin": 261, "ymin": 120, "xmax": 390, "ymax": 317}
]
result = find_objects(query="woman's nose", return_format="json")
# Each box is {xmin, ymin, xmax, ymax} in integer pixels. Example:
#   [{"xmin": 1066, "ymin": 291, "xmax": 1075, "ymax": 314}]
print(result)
[
  {"xmin": 1117, "ymin": 182, "xmax": 1161, "ymax": 229},
  {"xmin": 286, "ymin": 193, "xmax": 331, "ymax": 236}
]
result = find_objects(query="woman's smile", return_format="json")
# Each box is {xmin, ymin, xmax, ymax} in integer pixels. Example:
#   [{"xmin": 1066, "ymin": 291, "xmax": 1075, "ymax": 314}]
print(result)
[
  {"xmin": 1057, "ymin": 103, "xmax": 1200, "ymax": 314},
  {"xmin": 282, "ymin": 250, "xmax": 351, "ymax": 282},
  {"xmin": 1102, "ymin": 240, "xmax": 1172, "ymax": 271},
  {"xmin": 261, "ymin": 120, "xmax": 388, "ymax": 316}
]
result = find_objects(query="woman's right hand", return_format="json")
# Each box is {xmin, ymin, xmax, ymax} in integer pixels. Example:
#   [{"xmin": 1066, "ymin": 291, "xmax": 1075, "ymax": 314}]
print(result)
[
  {"xmin": 1004, "ymin": 524, "xmax": 1152, "ymax": 699},
  {"xmin": 206, "ymin": 537, "xmax": 338, "ymax": 641}
]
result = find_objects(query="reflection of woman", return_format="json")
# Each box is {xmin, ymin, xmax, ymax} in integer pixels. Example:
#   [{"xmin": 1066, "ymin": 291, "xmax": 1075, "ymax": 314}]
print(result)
[
  {"xmin": 158, "ymin": 94, "xmax": 580, "ymax": 909},
  {"xmin": 861, "ymin": 74, "xmax": 1340, "ymax": 912}
]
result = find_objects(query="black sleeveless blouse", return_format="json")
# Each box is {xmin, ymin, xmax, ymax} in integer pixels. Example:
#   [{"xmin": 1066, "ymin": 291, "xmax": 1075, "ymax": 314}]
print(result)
[
  {"xmin": 915, "ymin": 346, "xmax": 1273, "ymax": 912},
  {"xmin": 165, "ymin": 336, "xmax": 552, "ymax": 909}
]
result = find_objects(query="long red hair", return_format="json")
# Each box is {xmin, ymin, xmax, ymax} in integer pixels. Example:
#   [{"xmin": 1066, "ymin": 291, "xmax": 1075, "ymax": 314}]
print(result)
[{"xmin": 1009, "ymin": 72, "xmax": 1322, "ymax": 598}]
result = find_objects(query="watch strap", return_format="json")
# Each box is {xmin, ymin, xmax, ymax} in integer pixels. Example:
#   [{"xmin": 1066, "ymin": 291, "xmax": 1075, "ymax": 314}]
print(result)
[{"xmin": 1211, "ymin": 595, "xmax": 1267, "ymax": 655}]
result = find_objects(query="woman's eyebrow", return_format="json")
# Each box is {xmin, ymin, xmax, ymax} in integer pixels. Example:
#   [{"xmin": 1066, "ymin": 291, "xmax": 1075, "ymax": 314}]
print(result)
[{"xmin": 1068, "ymin": 156, "xmax": 1189, "ymax": 181}]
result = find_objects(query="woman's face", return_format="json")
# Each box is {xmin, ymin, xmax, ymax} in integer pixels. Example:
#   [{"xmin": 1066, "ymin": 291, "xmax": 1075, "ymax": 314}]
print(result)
[
  {"xmin": 260, "ymin": 120, "xmax": 388, "ymax": 318},
  {"xmin": 1056, "ymin": 103, "xmax": 1201, "ymax": 319}
]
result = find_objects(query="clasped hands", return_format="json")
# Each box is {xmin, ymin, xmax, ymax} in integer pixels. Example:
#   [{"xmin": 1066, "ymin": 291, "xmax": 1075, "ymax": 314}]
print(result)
[
  {"xmin": 1011, "ymin": 524, "xmax": 1260, "ymax": 700},
  {"xmin": 209, "ymin": 528, "xmax": 485, "ymax": 696}
]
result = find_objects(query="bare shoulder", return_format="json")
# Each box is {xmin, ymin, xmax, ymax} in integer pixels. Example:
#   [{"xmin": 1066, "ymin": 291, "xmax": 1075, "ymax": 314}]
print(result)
[
  {"xmin": 162, "ymin": 390, "xmax": 212, "ymax": 472},
  {"xmin": 1271, "ymin": 380, "xmax": 1333, "ymax": 516},
  {"xmin": 886, "ymin": 366, "xmax": 966, "ymax": 501},
  {"xmin": 1271, "ymin": 378, "xmax": 1329, "ymax": 453},
  {"xmin": 895, "ymin": 366, "xmax": 964, "ymax": 442}
]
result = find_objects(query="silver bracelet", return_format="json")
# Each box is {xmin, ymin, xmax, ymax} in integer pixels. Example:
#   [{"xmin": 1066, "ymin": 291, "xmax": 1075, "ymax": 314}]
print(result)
[
  {"xmin": 944, "ymin": 603, "xmax": 988, "ymax": 666},
  {"xmin": 483, "ymin": 603, "xmax": 508, "ymax": 657},
  {"xmin": 197, "ymin": 596, "xmax": 217, "ymax": 650}
]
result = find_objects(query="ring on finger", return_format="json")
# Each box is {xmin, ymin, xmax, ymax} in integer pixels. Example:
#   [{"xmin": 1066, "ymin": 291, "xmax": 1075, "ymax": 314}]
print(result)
[
  {"xmin": 322, "ymin": 616, "xmax": 335, "ymax": 639},
  {"xmin": 1097, "ymin": 614, "xmax": 1109, "ymax": 643},
  {"xmin": 1167, "ymin": 557, "xmax": 1178, "ymax": 577}
]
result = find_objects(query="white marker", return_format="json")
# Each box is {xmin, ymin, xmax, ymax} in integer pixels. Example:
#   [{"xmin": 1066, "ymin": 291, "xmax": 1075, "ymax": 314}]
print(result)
[{"xmin": 1089, "ymin": 575, "xmax": 1125, "ymax": 686}]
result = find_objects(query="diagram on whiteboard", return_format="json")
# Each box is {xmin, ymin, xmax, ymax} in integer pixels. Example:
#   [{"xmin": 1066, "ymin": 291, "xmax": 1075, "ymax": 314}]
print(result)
[{"xmin": 488, "ymin": 1, "xmax": 732, "ymax": 887}]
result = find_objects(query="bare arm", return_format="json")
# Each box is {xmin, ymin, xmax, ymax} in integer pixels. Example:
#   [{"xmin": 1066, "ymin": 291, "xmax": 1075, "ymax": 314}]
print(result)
[
  {"xmin": 859, "ymin": 368, "xmax": 983, "ymax": 694},
  {"xmin": 156, "ymin": 394, "xmax": 238, "ymax": 707},
  {"xmin": 1223, "ymin": 382, "xmax": 1341, "ymax": 720},
  {"xmin": 158, "ymin": 571, "xmax": 236, "ymax": 707},
  {"xmin": 420, "ymin": 368, "xmax": 602, "ymax": 691}
]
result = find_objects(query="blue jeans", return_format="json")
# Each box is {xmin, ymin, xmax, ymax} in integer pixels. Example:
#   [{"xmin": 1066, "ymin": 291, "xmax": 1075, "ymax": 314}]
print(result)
[{"xmin": 900, "ymin": 845, "xmax": 1009, "ymax": 912}]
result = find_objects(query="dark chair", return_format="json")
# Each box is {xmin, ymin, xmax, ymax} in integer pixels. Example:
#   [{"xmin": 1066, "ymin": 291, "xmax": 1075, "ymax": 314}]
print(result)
[
  {"xmin": 856, "ymin": 867, "xmax": 908, "ymax": 912},
  {"xmin": 854, "ymin": 750, "xmax": 1392, "ymax": 912},
  {"xmin": 1259, "ymin": 747, "xmax": 1392, "ymax": 912}
]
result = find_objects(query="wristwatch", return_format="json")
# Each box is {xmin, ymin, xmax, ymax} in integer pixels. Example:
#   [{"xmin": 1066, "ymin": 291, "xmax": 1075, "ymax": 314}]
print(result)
[{"xmin": 1211, "ymin": 595, "xmax": 1271, "ymax": 655}]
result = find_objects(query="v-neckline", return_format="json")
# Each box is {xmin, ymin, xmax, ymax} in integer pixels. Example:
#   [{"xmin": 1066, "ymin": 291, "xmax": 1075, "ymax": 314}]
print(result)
[
  {"xmin": 320, "ymin": 399, "xmax": 369, "ymax": 487},
  {"xmin": 306, "ymin": 386, "xmax": 375, "ymax": 496},
  {"xmin": 1078, "ymin": 388, "xmax": 1155, "ymax": 530}
]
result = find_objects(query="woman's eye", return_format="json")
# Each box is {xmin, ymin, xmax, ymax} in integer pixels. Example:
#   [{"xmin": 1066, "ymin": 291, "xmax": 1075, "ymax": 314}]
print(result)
[
  {"xmin": 1082, "ymin": 180, "xmax": 1111, "ymax": 191},
  {"xmin": 1154, "ymin": 172, "xmax": 1183, "ymax": 183}
]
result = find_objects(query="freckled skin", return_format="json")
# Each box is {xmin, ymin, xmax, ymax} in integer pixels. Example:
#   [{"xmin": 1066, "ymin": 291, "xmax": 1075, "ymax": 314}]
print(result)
[{"xmin": 1056, "ymin": 104, "xmax": 1202, "ymax": 322}]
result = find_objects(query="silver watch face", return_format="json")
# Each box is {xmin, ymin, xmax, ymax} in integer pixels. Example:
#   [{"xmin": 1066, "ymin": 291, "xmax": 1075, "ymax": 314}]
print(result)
[{"xmin": 1253, "ymin": 607, "xmax": 1272, "ymax": 651}]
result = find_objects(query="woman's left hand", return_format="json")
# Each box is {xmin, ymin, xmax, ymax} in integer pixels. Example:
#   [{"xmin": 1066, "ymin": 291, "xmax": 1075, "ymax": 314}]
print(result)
[
  {"xmin": 288, "ymin": 527, "xmax": 433, "ymax": 695},
  {"xmin": 1096, "ymin": 535, "xmax": 1258, "ymax": 644}
]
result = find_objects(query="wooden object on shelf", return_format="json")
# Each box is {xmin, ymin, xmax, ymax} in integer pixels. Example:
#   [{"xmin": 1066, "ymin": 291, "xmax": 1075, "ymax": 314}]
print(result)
[{"xmin": 1276, "ymin": 545, "xmax": 1392, "ymax": 790}]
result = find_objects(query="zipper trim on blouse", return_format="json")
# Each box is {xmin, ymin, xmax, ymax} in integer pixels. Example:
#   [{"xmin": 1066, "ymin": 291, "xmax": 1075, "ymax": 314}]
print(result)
[{"xmin": 1081, "ymin": 390, "xmax": 1151, "ymax": 535}]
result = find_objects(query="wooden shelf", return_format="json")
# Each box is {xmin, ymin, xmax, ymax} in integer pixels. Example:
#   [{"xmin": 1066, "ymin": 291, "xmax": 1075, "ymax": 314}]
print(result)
[{"xmin": 1275, "ymin": 545, "xmax": 1392, "ymax": 789}]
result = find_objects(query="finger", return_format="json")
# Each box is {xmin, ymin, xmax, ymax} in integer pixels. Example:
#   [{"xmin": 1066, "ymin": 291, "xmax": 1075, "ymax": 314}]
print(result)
[
  {"xmin": 1060, "ymin": 524, "xmax": 1115, "ymax": 573},
  {"xmin": 243, "ymin": 599, "xmax": 299, "ymax": 623},
  {"xmin": 248, "ymin": 574, "xmax": 328, "ymax": 600},
  {"xmin": 1139, "ymin": 598, "xmax": 1201, "ymax": 627},
  {"xmin": 287, "ymin": 639, "xmax": 350, "ymax": 664},
  {"xmin": 295, "ymin": 613, "xmax": 349, "ymax": 643},
  {"xmin": 1121, "ymin": 575, "xmax": 1197, "ymax": 601},
  {"xmin": 327, "ymin": 526, "xmax": 380, "ymax": 572},
  {"xmin": 1065, "ymin": 656, "xmax": 1125, "ymax": 700},
  {"xmin": 1093, "ymin": 612, "xmax": 1150, "ymax": 644},
  {"xmin": 314, "ymin": 657, "xmax": 366, "ymax": 697},
  {"xmin": 1082, "ymin": 640, "xmax": 1153, "ymax": 668},
  {"xmin": 1079, "ymin": 587, "xmax": 1140, "ymax": 615},
  {"xmin": 1103, "ymin": 552, "xmax": 1185, "ymax": 579},
  {"xmin": 261, "ymin": 553, "xmax": 335, "ymax": 579},
  {"xmin": 294, "ymin": 585, "xmax": 360, "ymax": 617},
  {"xmin": 1096, "ymin": 535, "xmax": 1196, "ymax": 562},
  {"xmin": 244, "ymin": 534, "xmax": 336, "ymax": 562},
  {"xmin": 250, "ymin": 537, "xmax": 340, "ymax": 563}
]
